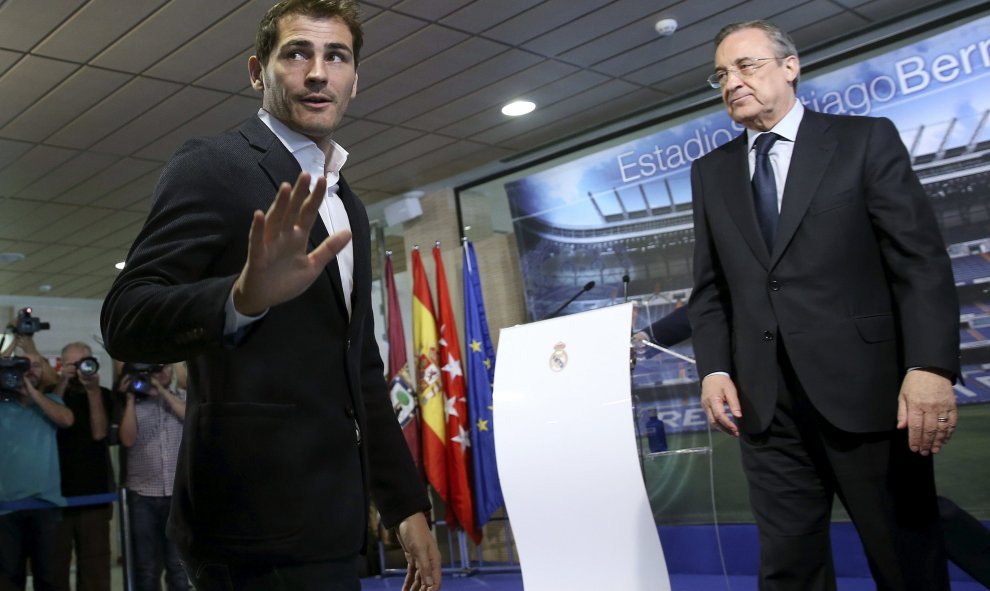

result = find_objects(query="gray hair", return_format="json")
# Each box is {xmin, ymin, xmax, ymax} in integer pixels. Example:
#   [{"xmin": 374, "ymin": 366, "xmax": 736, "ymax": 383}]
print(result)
[{"xmin": 715, "ymin": 20, "xmax": 799, "ymax": 89}]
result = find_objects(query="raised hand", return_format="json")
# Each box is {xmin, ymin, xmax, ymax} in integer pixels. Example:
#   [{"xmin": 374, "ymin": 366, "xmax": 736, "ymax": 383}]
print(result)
[{"xmin": 232, "ymin": 172, "xmax": 352, "ymax": 316}]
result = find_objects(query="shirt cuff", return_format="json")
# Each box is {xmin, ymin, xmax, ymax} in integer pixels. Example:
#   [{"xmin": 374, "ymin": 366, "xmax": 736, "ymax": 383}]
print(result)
[{"xmin": 224, "ymin": 288, "xmax": 267, "ymax": 336}]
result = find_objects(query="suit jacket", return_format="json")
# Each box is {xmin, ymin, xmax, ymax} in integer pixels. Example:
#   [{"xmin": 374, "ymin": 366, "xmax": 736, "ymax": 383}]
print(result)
[
  {"xmin": 101, "ymin": 117, "xmax": 429, "ymax": 564},
  {"xmin": 688, "ymin": 109, "xmax": 959, "ymax": 435},
  {"xmin": 647, "ymin": 306, "xmax": 691, "ymax": 348}
]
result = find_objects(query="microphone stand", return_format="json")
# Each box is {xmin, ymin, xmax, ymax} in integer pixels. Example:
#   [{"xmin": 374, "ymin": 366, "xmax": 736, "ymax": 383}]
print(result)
[
  {"xmin": 545, "ymin": 282, "xmax": 595, "ymax": 320},
  {"xmin": 638, "ymin": 340, "xmax": 696, "ymax": 364}
]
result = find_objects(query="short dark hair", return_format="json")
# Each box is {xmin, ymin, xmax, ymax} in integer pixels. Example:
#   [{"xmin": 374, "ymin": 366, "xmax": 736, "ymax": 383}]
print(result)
[
  {"xmin": 255, "ymin": 0, "xmax": 363, "ymax": 67},
  {"xmin": 715, "ymin": 20, "xmax": 799, "ymax": 89}
]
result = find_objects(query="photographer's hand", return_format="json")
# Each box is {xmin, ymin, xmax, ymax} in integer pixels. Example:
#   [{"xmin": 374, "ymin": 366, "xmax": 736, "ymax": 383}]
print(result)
[
  {"xmin": 232, "ymin": 172, "xmax": 352, "ymax": 316},
  {"xmin": 151, "ymin": 377, "xmax": 186, "ymax": 421},
  {"xmin": 53, "ymin": 362, "xmax": 75, "ymax": 398},
  {"xmin": 147, "ymin": 377, "xmax": 164, "ymax": 398}
]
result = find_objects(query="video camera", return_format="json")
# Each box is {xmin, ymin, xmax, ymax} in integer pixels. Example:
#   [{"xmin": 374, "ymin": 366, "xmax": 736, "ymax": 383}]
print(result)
[
  {"xmin": 0, "ymin": 356, "xmax": 31, "ymax": 401},
  {"xmin": 12, "ymin": 307, "xmax": 49, "ymax": 336},
  {"xmin": 124, "ymin": 362, "xmax": 165, "ymax": 397}
]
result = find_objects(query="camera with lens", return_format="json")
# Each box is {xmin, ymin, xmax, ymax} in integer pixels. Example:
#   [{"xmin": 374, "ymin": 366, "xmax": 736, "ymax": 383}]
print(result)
[
  {"xmin": 74, "ymin": 356, "xmax": 100, "ymax": 378},
  {"xmin": 0, "ymin": 356, "xmax": 31, "ymax": 401},
  {"xmin": 13, "ymin": 307, "xmax": 50, "ymax": 336},
  {"xmin": 124, "ymin": 362, "xmax": 165, "ymax": 397}
]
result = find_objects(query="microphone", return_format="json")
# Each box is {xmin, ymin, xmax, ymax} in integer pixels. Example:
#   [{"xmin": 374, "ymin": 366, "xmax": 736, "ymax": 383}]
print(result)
[
  {"xmin": 622, "ymin": 274, "xmax": 630, "ymax": 303},
  {"xmin": 545, "ymin": 281, "xmax": 595, "ymax": 319}
]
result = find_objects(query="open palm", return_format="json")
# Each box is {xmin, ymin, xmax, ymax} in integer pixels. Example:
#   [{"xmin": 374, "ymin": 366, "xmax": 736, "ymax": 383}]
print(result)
[{"xmin": 233, "ymin": 172, "xmax": 352, "ymax": 316}]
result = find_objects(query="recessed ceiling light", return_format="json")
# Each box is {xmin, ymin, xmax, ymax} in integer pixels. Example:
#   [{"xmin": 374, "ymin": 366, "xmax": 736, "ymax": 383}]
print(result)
[
  {"xmin": 39, "ymin": 284, "xmax": 52, "ymax": 293},
  {"xmin": 501, "ymin": 100, "xmax": 536, "ymax": 117},
  {"xmin": 115, "ymin": 261, "xmax": 126, "ymax": 270},
  {"xmin": 0, "ymin": 252, "xmax": 25, "ymax": 264}
]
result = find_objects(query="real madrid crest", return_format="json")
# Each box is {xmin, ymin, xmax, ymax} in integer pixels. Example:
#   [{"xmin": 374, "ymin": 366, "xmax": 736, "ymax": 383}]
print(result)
[{"xmin": 549, "ymin": 341, "xmax": 568, "ymax": 372}]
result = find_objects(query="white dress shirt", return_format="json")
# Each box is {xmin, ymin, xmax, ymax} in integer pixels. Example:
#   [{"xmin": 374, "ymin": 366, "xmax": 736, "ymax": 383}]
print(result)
[{"xmin": 746, "ymin": 100, "xmax": 805, "ymax": 212}]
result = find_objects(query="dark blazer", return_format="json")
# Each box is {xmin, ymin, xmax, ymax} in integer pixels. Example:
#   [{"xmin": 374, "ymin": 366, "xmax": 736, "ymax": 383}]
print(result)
[
  {"xmin": 646, "ymin": 306, "xmax": 692, "ymax": 348},
  {"xmin": 101, "ymin": 118, "xmax": 428, "ymax": 564},
  {"xmin": 688, "ymin": 109, "xmax": 959, "ymax": 435}
]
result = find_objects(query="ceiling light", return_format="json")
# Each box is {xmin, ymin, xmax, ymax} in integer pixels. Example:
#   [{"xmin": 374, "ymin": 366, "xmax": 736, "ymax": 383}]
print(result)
[
  {"xmin": 0, "ymin": 252, "xmax": 25, "ymax": 264},
  {"xmin": 655, "ymin": 18, "xmax": 678, "ymax": 37},
  {"xmin": 501, "ymin": 100, "xmax": 536, "ymax": 117},
  {"xmin": 115, "ymin": 261, "xmax": 126, "ymax": 270},
  {"xmin": 39, "ymin": 284, "xmax": 52, "ymax": 293}
]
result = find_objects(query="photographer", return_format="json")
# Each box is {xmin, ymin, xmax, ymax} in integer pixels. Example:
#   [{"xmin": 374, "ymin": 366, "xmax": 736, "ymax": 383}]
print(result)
[
  {"xmin": 51, "ymin": 342, "xmax": 114, "ymax": 591},
  {"xmin": 0, "ymin": 352, "xmax": 74, "ymax": 591},
  {"xmin": 2, "ymin": 308, "xmax": 58, "ymax": 391},
  {"xmin": 118, "ymin": 363, "xmax": 188, "ymax": 591}
]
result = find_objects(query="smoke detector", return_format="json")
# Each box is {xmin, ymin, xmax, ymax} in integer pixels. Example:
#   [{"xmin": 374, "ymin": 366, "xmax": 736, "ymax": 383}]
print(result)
[{"xmin": 655, "ymin": 18, "xmax": 678, "ymax": 37}]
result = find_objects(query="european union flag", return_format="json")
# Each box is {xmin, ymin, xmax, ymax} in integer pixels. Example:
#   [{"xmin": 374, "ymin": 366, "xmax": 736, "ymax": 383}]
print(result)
[{"xmin": 462, "ymin": 239, "xmax": 504, "ymax": 526}]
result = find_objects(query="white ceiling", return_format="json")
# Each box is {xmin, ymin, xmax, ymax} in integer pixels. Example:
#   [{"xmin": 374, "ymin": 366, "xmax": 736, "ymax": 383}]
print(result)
[{"xmin": 0, "ymin": 0, "xmax": 975, "ymax": 298}]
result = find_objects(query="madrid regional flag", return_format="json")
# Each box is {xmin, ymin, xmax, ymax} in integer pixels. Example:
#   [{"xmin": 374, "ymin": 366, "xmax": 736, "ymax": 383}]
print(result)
[{"xmin": 433, "ymin": 243, "xmax": 480, "ymax": 544}]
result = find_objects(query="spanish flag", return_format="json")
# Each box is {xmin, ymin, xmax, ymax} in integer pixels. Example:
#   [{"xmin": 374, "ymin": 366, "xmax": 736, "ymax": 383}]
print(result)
[{"xmin": 411, "ymin": 247, "xmax": 447, "ymax": 501}]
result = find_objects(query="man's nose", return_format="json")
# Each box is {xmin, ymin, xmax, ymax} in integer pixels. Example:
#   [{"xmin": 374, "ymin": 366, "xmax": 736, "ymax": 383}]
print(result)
[{"xmin": 307, "ymin": 59, "xmax": 328, "ymax": 83}]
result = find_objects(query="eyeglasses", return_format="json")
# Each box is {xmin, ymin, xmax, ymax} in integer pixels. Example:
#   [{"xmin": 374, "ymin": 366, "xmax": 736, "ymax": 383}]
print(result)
[{"xmin": 707, "ymin": 57, "xmax": 783, "ymax": 89}]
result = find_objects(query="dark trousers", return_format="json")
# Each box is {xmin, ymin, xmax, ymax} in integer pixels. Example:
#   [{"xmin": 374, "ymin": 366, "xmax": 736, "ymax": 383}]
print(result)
[
  {"xmin": 129, "ymin": 493, "xmax": 189, "ymax": 591},
  {"xmin": 179, "ymin": 551, "xmax": 361, "ymax": 591},
  {"xmin": 0, "ymin": 508, "xmax": 60, "ymax": 591},
  {"xmin": 938, "ymin": 496, "xmax": 990, "ymax": 586},
  {"xmin": 53, "ymin": 504, "xmax": 111, "ymax": 591},
  {"xmin": 738, "ymin": 350, "xmax": 949, "ymax": 591}
]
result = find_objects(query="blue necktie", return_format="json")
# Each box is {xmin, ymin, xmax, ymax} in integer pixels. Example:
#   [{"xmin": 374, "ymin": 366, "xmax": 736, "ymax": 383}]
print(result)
[{"xmin": 752, "ymin": 132, "xmax": 781, "ymax": 251}]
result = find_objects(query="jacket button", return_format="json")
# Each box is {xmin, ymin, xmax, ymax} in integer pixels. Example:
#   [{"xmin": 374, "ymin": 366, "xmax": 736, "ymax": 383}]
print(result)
[
  {"xmin": 763, "ymin": 331, "xmax": 774, "ymax": 341},
  {"xmin": 345, "ymin": 338, "xmax": 351, "ymax": 351},
  {"xmin": 345, "ymin": 407, "xmax": 355, "ymax": 418},
  {"xmin": 769, "ymin": 280, "xmax": 780, "ymax": 291}
]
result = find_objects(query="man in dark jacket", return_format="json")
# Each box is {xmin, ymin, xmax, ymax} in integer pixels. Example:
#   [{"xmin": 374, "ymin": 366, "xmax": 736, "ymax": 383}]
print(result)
[{"xmin": 101, "ymin": 2, "xmax": 440, "ymax": 589}]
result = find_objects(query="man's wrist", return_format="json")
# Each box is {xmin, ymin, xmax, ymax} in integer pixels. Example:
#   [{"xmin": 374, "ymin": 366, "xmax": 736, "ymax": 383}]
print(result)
[{"xmin": 908, "ymin": 366, "xmax": 955, "ymax": 382}]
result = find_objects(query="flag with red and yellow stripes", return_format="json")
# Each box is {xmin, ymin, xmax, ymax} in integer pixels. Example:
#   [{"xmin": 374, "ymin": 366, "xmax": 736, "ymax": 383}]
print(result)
[{"xmin": 411, "ymin": 247, "xmax": 447, "ymax": 501}]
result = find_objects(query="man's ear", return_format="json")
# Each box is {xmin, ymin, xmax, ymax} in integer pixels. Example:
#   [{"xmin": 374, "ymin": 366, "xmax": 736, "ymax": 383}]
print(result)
[
  {"xmin": 248, "ymin": 56, "xmax": 265, "ymax": 91},
  {"xmin": 783, "ymin": 55, "xmax": 800, "ymax": 85},
  {"xmin": 350, "ymin": 71, "xmax": 358, "ymax": 99}
]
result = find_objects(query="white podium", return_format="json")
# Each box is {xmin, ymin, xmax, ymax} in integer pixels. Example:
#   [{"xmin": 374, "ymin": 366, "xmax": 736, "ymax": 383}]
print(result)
[{"xmin": 493, "ymin": 303, "xmax": 670, "ymax": 590}]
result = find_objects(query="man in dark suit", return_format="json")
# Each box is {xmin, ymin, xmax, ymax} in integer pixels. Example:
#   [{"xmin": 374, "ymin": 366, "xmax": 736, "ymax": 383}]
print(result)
[
  {"xmin": 688, "ymin": 20, "xmax": 960, "ymax": 590},
  {"xmin": 101, "ymin": 1, "xmax": 440, "ymax": 589}
]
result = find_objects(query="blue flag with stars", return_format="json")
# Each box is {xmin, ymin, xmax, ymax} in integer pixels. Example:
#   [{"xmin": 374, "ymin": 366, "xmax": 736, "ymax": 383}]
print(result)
[{"xmin": 462, "ymin": 240, "xmax": 504, "ymax": 526}]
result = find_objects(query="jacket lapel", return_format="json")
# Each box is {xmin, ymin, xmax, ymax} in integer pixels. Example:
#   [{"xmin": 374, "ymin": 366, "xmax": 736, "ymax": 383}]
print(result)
[
  {"xmin": 770, "ymin": 110, "xmax": 836, "ymax": 267},
  {"xmin": 717, "ymin": 133, "xmax": 771, "ymax": 267}
]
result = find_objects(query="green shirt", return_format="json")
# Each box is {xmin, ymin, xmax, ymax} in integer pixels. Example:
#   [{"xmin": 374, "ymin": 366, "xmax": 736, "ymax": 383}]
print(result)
[{"xmin": 0, "ymin": 394, "xmax": 67, "ymax": 515}]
